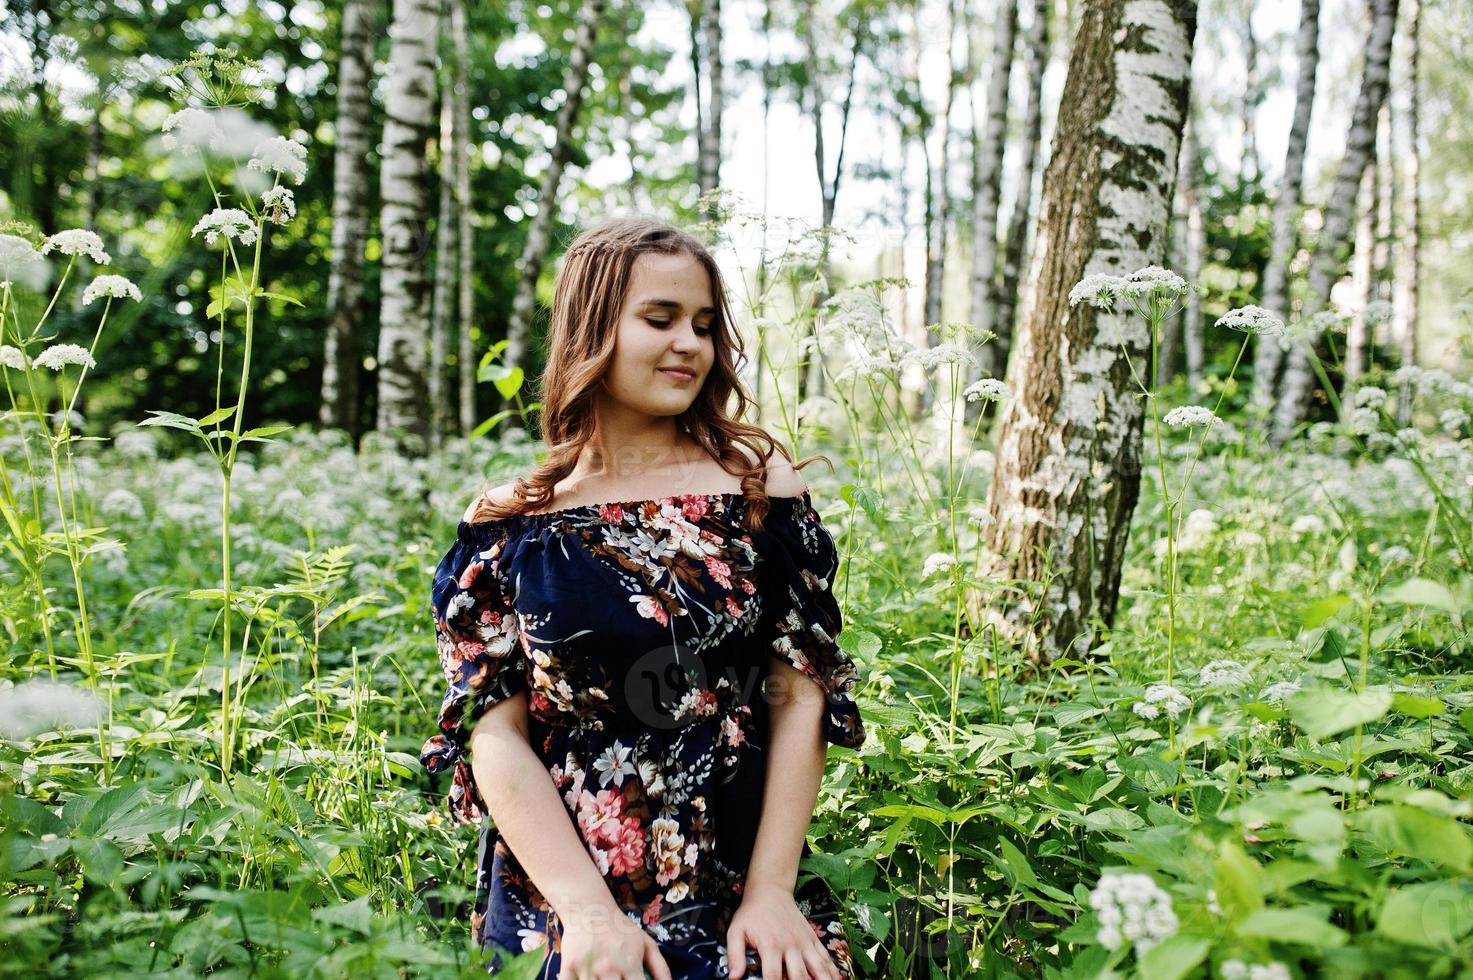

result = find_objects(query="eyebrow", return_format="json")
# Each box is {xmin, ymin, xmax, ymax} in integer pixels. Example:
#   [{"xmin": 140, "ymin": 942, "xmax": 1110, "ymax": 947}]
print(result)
[{"xmin": 638, "ymin": 299, "xmax": 717, "ymax": 316}]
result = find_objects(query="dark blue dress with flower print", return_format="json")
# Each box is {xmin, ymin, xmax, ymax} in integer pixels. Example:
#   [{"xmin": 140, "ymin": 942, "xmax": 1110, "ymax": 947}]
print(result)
[{"xmin": 419, "ymin": 490, "xmax": 866, "ymax": 979}]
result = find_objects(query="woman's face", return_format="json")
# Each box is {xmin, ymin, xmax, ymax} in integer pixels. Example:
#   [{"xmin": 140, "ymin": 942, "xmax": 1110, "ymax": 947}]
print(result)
[{"xmin": 600, "ymin": 250, "xmax": 717, "ymax": 423}]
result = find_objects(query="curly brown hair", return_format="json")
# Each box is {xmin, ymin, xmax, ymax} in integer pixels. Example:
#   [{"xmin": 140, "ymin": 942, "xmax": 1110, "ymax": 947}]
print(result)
[{"xmin": 469, "ymin": 214, "xmax": 831, "ymax": 533}]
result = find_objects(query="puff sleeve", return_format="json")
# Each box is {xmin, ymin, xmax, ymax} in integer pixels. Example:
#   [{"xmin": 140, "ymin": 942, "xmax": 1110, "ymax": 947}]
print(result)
[
  {"xmin": 418, "ymin": 521, "xmax": 528, "ymax": 824},
  {"xmin": 755, "ymin": 491, "xmax": 866, "ymax": 750}
]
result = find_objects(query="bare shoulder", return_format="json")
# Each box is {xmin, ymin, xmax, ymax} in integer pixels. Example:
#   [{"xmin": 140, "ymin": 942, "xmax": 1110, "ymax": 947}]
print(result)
[
  {"xmin": 462, "ymin": 481, "xmax": 520, "ymax": 524},
  {"xmin": 756, "ymin": 450, "xmax": 809, "ymax": 499}
]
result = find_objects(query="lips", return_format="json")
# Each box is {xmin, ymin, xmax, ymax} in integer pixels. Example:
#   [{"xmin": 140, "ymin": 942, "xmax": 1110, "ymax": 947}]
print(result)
[{"xmin": 659, "ymin": 367, "xmax": 696, "ymax": 382}]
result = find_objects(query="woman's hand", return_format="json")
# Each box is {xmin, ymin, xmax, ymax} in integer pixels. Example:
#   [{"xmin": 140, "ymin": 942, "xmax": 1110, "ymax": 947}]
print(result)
[
  {"xmin": 726, "ymin": 882, "xmax": 842, "ymax": 980},
  {"xmin": 557, "ymin": 901, "xmax": 673, "ymax": 980}
]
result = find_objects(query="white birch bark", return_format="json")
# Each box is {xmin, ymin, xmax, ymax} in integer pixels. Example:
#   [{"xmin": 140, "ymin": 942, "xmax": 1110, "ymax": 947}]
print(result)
[
  {"xmin": 924, "ymin": 0, "xmax": 960, "ymax": 334},
  {"xmin": 978, "ymin": 0, "xmax": 1198, "ymax": 662},
  {"xmin": 1397, "ymin": 0, "xmax": 1420, "ymax": 425},
  {"xmin": 697, "ymin": 0, "xmax": 724, "ymax": 219},
  {"xmin": 995, "ymin": 0, "xmax": 1051, "ymax": 370},
  {"xmin": 1273, "ymin": 0, "xmax": 1398, "ymax": 445},
  {"xmin": 452, "ymin": 0, "xmax": 475, "ymax": 437},
  {"xmin": 430, "ymin": 84, "xmax": 455, "ymax": 452},
  {"xmin": 968, "ymin": 0, "xmax": 1017, "ymax": 380},
  {"xmin": 503, "ymin": 0, "xmax": 606, "ymax": 377},
  {"xmin": 1345, "ymin": 157, "xmax": 1377, "ymax": 384},
  {"xmin": 1180, "ymin": 112, "xmax": 1204, "ymax": 386},
  {"xmin": 1249, "ymin": 0, "xmax": 1319, "ymax": 417},
  {"xmin": 320, "ymin": 0, "xmax": 376, "ymax": 434},
  {"xmin": 375, "ymin": 0, "xmax": 439, "ymax": 448}
]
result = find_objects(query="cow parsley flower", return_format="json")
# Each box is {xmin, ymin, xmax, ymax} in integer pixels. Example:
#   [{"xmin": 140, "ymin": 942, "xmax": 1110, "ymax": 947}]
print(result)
[
  {"xmin": 911, "ymin": 343, "xmax": 977, "ymax": 370},
  {"xmin": 0, "ymin": 679, "xmax": 104, "ymax": 740},
  {"xmin": 1364, "ymin": 299, "xmax": 1394, "ymax": 324},
  {"xmin": 1088, "ymin": 871, "xmax": 1178, "ymax": 956},
  {"xmin": 260, "ymin": 185, "xmax": 297, "ymax": 225},
  {"xmin": 161, "ymin": 106, "xmax": 226, "ymax": 153},
  {"xmin": 0, "ymin": 345, "xmax": 26, "ymax": 371},
  {"xmin": 1222, "ymin": 960, "xmax": 1291, "ymax": 980},
  {"xmin": 922, "ymin": 552, "xmax": 958, "ymax": 579},
  {"xmin": 1215, "ymin": 305, "xmax": 1285, "ymax": 337},
  {"xmin": 1068, "ymin": 273, "xmax": 1128, "ymax": 308},
  {"xmin": 1198, "ymin": 659, "xmax": 1250, "ymax": 689},
  {"xmin": 1347, "ymin": 407, "xmax": 1381, "ymax": 436},
  {"xmin": 40, "ymin": 229, "xmax": 110, "ymax": 265},
  {"xmin": 81, "ymin": 274, "xmax": 142, "ymax": 305},
  {"xmin": 1439, "ymin": 408, "xmax": 1469, "ymax": 435},
  {"xmin": 34, "ymin": 344, "xmax": 96, "ymax": 371},
  {"xmin": 963, "ymin": 378, "xmax": 1009, "ymax": 403},
  {"xmin": 247, "ymin": 135, "xmax": 308, "ymax": 185},
  {"xmin": 0, "ymin": 233, "xmax": 49, "ymax": 291},
  {"xmin": 1121, "ymin": 265, "xmax": 1189, "ymax": 300},
  {"xmin": 1351, "ymin": 385, "xmax": 1388, "ymax": 410},
  {"xmin": 1259, "ymin": 680, "xmax": 1300, "ymax": 703},
  {"xmin": 191, "ymin": 208, "xmax": 259, "ymax": 247},
  {"xmin": 1163, "ymin": 406, "xmax": 1220, "ymax": 428},
  {"xmin": 1290, "ymin": 514, "xmax": 1326, "ymax": 535},
  {"xmin": 1133, "ymin": 684, "xmax": 1190, "ymax": 720}
]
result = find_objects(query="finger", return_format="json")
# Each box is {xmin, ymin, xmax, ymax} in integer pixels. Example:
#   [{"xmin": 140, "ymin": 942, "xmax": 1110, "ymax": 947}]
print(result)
[
  {"xmin": 759, "ymin": 944, "xmax": 781, "ymax": 980},
  {"xmin": 784, "ymin": 944, "xmax": 809, "ymax": 980},
  {"xmin": 645, "ymin": 939, "xmax": 674, "ymax": 980},
  {"xmin": 802, "ymin": 941, "xmax": 834, "ymax": 980},
  {"xmin": 727, "ymin": 929, "xmax": 746, "ymax": 979}
]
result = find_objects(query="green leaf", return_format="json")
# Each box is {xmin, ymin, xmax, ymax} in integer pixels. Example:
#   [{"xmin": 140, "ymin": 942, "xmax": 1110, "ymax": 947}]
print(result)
[
  {"xmin": 1378, "ymin": 578, "xmax": 1463, "ymax": 616},
  {"xmin": 1213, "ymin": 841, "xmax": 1264, "ymax": 923},
  {"xmin": 1083, "ymin": 808, "xmax": 1145, "ymax": 832},
  {"xmin": 1138, "ymin": 935, "xmax": 1209, "ymax": 980},
  {"xmin": 137, "ymin": 410, "xmax": 202, "ymax": 433},
  {"xmin": 1287, "ymin": 686, "xmax": 1392, "ymax": 739},
  {"xmin": 1302, "ymin": 594, "xmax": 1350, "ymax": 629},
  {"xmin": 311, "ymin": 895, "xmax": 374, "ymax": 935},
  {"xmin": 258, "ymin": 289, "xmax": 304, "ymax": 307},
  {"xmin": 238, "ymin": 424, "xmax": 293, "ymax": 442},
  {"xmin": 1391, "ymin": 692, "xmax": 1443, "ymax": 719},
  {"xmin": 1377, "ymin": 880, "xmax": 1473, "ymax": 951},
  {"xmin": 1358, "ymin": 805, "xmax": 1473, "ymax": 873},
  {"xmin": 1237, "ymin": 907, "xmax": 1348, "ymax": 947},
  {"xmin": 197, "ymin": 405, "xmax": 237, "ymax": 426},
  {"xmin": 995, "ymin": 837, "xmax": 1039, "ymax": 889},
  {"xmin": 72, "ymin": 837, "xmax": 124, "ymax": 886}
]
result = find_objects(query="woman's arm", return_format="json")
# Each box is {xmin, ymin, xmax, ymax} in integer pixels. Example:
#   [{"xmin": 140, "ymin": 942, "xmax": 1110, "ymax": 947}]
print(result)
[
  {"xmin": 745, "ymin": 656, "xmax": 828, "ymax": 895},
  {"xmin": 467, "ymin": 695, "xmax": 623, "ymax": 933}
]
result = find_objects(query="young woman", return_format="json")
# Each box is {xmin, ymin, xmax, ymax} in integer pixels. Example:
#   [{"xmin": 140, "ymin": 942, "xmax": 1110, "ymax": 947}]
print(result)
[{"xmin": 419, "ymin": 215, "xmax": 866, "ymax": 980}]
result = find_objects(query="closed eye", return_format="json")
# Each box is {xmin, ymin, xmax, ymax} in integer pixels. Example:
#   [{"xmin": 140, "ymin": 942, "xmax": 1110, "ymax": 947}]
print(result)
[{"xmin": 646, "ymin": 316, "xmax": 711, "ymax": 336}]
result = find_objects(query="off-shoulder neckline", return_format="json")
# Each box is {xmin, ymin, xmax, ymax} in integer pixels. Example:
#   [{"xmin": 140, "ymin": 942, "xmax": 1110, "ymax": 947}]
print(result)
[{"xmin": 455, "ymin": 488, "xmax": 813, "ymax": 539}]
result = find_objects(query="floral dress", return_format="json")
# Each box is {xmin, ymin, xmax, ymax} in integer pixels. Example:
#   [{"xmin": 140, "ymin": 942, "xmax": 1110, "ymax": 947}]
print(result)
[{"xmin": 419, "ymin": 490, "xmax": 867, "ymax": 978}]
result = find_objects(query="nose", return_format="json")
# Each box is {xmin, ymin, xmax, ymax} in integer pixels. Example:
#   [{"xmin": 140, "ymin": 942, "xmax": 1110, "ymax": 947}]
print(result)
[{"xmin": 670, "ymin": 320, "xmax": 702, "ymax": 352}]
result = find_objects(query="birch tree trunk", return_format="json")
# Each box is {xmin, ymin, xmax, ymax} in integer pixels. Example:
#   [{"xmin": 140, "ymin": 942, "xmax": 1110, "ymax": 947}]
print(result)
[
  {"xmin": 430, "ymin": 82, "xmax": 456, "ymax": 452},
  {"xmin": 1249, "ymin": 0, "xmax": 1319, "ymax": 418},
  {"xmin": 976, "ymin": 0, "xmax": 1198, "ymax": 663},
  {"xmin": 503, "ymin": 0, "xmax": 606, "ymax": 378},
  {"xmin": 1345, "ymin": 157, "xmax": 1377, "ymax": 384},
  {"xmin": 1273, "ymin": 0, "xmax": 1398, "ymax": 445},
  {"xmin": 320, "ymin": 0, "xmax": 376, "ymax": 436},
  {"xmin": 968, "ymin": 0, "xmax": 1017, "ymax": 382},
  {"xmin": 924, "ymin": 0, "xmax": 960, "ymax": 334},
  {"xmin": 1240, "ymin": 0, "xmax": 1259, "ymax": 183},
  {"xmin": 1179, "ymin": 112, "xmax": 1204, "ymax": 387},
  {"xmin": 452, "ymin": 0, "xmax": 475, "ymax": 437},
  {"xmin": 376, "ymin": 0, "xmax": 440, "ymax": 449},
  {"xmin": 1397, "ymin": 0, "xmax": 1420, "ymax": 425},
  {"xmin": 696, "ymin": 0, "xmax": 724, "ymax": 220},
  {"xmin": 995, "ymin": 0, "xmax": 1051, "ymax": 372}
]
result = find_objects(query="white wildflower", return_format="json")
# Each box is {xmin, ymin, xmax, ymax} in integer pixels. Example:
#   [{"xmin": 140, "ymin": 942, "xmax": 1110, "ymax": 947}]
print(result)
[
  {"xmin": 260, "ymin": 185, "xmax": 297, "ymax": 225},
  {"xmin": 0, "ymin": 345, "xmax": 26, "ymax": 371},
  {"xmin": 1068, "ymin": 272, "xmax": 1129, "ymax": 308},
  {"xmin": 1121, "ymin": 265, "xmax": 1189, "ymax": 300},
  {"xmin": 40, "ymin": 229, "xmax": 110, "ymax": 265},
  {"xmin": 1223, "ymin": 961, "xmax": 1291, "ymax": 980},
  {"xmin": 161, "ymin": 106, "xmax": 225, "ymax": 153},
  {"xmin": 0, "ymin": 233, "xmax": 50, "ymax": 291},
  {"xmin": 113, "ymin": 429, "xmax": 158, "ymax": 459},
  {"xmin": 963, "ymin": 378, "xmax": 1009, "ymax": 403},
  {"xmin": 1162, "ymin": 405, "xmax": 1220, "ymax": 428},
  {"xmin": 81, "ymin": 274, "xmax": 142, "ymax": 305},
  {"xmin": 1351, "ymin": 385, "xmax": 1388, "ymax": 410},
  {"xmin": 34, "ymin": 344, "xmax": 96, "ymax": 371},
  {"xmin": 1364, "ymin": 299, "xmax": 1394, "ymax": 324},
  {"xmin": 1198, "ymin": 660, "xmax": 1250, "ymax": 689},
  {"xmin": 1260, "ymin": 680, "xmax": 1300, "ymax": 703},
  {"xmin": 0, "ymin": 680, "xmax": 104, "ymax": 739},
  {"xmin": 1347, "ymin": 407, "xmax": 1381, "ymax": 436},
  {"xmin": 1214, "ymin": 305, "xmax": 1285, "ymax": 336},
  {"xmin": 191, "ymin": 208, "xmax": 259, "ymax": 247},
  {"xmin": 247, "ymin": 135, "xmax": 308, "ymax": 185},
  {"xmin": 1439, "ymin": 408, "xmax": 1468, "ymax": 435},
  {"xmin": 1379, "ymin": 545, "xmax": 1413, "ymax": 564},
  {"xmin": 922, "ymin": 552, "xmax": 958, "ymax": 579},
  {"xmin": 51, "ymin": 408, "xmax": 84, "ymax": 431},
  {"xmin": 965, "ymin": 507, "xmax": 995, "ymax": 530},
  {"xmin": 1088, "ymin": 871, "xmax": 1178, "ymax": 956},
  {"xmin": 1134, "ymin": 684, "xmax": 1190, "ymax": 720},
  {"xmin": 912, "ymin": 343, "xmax": 977, "ymax": 370},
  {"xmin": 1290, "ymin": 514, "xmax": 1326, "ymax": 535},
  {"xmin": 100, "ymin": 488, "xmax": 145, "ymax": 520}
]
